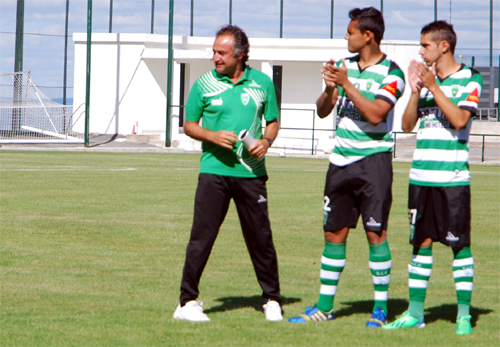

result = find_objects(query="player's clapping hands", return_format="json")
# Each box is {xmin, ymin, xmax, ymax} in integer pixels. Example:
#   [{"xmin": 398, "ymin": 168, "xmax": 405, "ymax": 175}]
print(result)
[
  {"xmin": 409, "ymin": 59, "xmax": 436, "ymax": 93},
  {"xmin": 322, "ymin": 58, "xmax": 349, "ymax": 88},
  {"xmin": 321, "ymin": 59, "xmax": 337, "ymax": 88}
]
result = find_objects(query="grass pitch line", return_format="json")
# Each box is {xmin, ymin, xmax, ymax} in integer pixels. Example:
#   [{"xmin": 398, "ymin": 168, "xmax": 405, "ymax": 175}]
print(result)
[{"xmin": 0, "ymin": 166, "xmax": 137, "ymax": 172}]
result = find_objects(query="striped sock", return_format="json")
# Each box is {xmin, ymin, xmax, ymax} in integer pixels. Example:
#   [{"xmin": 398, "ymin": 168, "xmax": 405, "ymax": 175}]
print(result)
[
  {"xmin": 408, "ymin": 246, "xmax": 433, "ymax": 320},
  {"xmin": 316, "ymin": 241, "xmax": 346, "ymax": 313},
  {"xmin": 369, "ymin": 241, "xmax": 392, "ymax": 313},
  {"xmin": 453, "ymin": 247, "xmax": 474, "ymax": 317}
]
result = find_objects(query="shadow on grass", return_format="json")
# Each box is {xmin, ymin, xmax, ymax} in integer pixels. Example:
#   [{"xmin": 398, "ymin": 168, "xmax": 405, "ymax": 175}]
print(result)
[
  {"xmin": 338, "ymin": 299, "xmax": 492, "ymax": 327},
  {"xmin": 423, "ymin": 304, "xmax": 492, "ymax": 327},
  {"xmin": 205, "ymin": 295, "xmax": 301, "ymax": 314},
  {"xmin": 337, "ymin": 299, "xmax": 408, "ymax": 320}
]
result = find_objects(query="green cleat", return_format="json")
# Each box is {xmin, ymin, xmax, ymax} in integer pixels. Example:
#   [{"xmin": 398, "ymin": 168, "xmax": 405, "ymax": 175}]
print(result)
[
  {"xmin": 456, "ymin": 315, "xmax": 472, "ymax": 335},
  {"xmin": 383, "ymin": 311, "xmax": 425, "ymax": 329}
]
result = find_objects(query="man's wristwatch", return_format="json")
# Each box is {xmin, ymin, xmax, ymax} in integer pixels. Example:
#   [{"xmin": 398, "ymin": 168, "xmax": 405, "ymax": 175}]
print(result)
[{"xmin": 264, "ymin": 137, "xmax": 273, "ymax": 147}]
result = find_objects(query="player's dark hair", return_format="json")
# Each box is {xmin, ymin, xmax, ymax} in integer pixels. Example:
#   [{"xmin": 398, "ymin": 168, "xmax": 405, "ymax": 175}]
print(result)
[
  {"xmin": 348, "ymin": 7, "xmax": 385, "ymax": 44},
  {"xmin": 216, "ymin": 25, "xmax": 249, "ymax": 63},
  {"xmin": 421, "ymin": 20, "xmax": 457, "ymax": 54}
]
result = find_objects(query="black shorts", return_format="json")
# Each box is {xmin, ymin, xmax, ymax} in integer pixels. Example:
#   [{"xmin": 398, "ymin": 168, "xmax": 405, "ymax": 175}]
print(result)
[
  {"xmin": 323, "ymin": 152, "xmax": 393, "ymax": 232},
  {"xmin": 408, "ymin": 184, "xmax": 471, "ymax": 247}
]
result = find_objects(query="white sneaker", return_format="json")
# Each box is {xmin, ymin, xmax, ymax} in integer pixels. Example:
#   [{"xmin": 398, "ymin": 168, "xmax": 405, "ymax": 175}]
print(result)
[
  {"xmin": 173, "ymin": 301, "xmax": 211, "ymax": 322},
  {"xmin": 263, "ymin": 300, "xmax": 283, "ymax": 321}
]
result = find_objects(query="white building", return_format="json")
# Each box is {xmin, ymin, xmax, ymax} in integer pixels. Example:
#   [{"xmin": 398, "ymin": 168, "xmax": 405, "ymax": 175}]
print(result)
[{"xmin": 73, "ymin": 33, "xmax": 420, "ymax": 153}]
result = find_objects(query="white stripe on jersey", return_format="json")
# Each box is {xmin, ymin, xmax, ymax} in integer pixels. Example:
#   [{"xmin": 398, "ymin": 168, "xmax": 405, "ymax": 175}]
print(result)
[
  {"xmin": 199, "ymin": 72, "xmax": 233, "ymax": 97},
  {"xmin": 410, "ymin": 168, "xmax": 471, "ymax": 183},
  {"xmin": 377, "ymin": 88, "xmax": 397, "ymax": 103},
  {"xmin": 412, "ymin": 149, "xmax": 469, "ymax": 162},
  {"xmin": 369, "ymin": 64, "xmax": 392, "ymax": 75},
  {"xmin": 452, "ymin": 68, "xmax": 477, "ymax": 79},
  {"xmin": 329, "ymin": 153, "xmax": 365, "ymax": 166},
  {"xmin": 334, "ymin": 135, "xmax": 394, "ymax": 150},
  {"xmin": 416, "ymin": 126, "xmax": 471, "ymax": 142},
  {"xmin": 337, "ymin": 115, "xmax": 391, "ymax": 134}
]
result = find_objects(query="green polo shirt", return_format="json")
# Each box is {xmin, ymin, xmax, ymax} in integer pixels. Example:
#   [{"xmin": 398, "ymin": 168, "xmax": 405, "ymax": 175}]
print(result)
[{"xmin": 185, "ymin": 66, "xmax": 279, "ymax": 178}]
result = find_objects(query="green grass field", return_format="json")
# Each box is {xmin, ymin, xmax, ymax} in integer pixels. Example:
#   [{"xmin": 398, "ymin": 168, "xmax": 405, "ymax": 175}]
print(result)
[{"xmin": 1, "ymin": 151, "xmax": 499, "ymax": 346}]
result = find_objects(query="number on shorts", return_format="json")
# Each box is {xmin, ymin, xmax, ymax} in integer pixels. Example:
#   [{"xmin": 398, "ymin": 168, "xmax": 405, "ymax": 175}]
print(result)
[
  {"xmin": 408, "ymin": 208, "xmax": 417, "ymax": 226},
  {"xmin": 323, "ymin": 196, "xmax": 331, "ymax": 212}
]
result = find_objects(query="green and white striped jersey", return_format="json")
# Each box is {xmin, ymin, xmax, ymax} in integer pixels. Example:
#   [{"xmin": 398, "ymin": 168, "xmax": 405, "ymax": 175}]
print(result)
[
  {"xmin": 330, "ymin": 54, "xmax": 405, "ymax": 166},
  {"xmin": 409, "ymin": 64, "xmax": 483, "ymax": 187},
  {"xmin": 185, "ymin": 66, "xmax": 279, "ymax": 178}
]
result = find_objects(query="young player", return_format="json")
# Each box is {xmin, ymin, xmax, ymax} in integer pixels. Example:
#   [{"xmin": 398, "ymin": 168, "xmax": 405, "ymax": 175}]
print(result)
[
  {"xmin": 288, "ymin": 7, "xmax": 405, "ymax": 327},
  {"xmin": 383, "ymin": 21, "xmax": 483, "ymax": 335}
]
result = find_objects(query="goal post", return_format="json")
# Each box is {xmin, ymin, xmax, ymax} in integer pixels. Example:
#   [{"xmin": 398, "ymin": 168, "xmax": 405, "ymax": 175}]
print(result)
[{"xmin": 0, "ymin": 71, "xmax": 84, "ymax": 143}]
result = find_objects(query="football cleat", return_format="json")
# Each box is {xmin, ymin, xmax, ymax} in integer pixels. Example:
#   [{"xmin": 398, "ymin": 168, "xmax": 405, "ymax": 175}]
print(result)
[
  {"xmin": 383, "ymin": 311, "xmax": 425, "ymax": 329},
  {"xmin": 456, "ymin": 315, "xmax": 472, "ymax": 335},
  {"xmin": 366, "ymin": 306, "xmax": 387, "ymax": 328},
  {"xmin": 173, "ymin": 301, "xmax": 211, "ymax": 322},
  {"xmin": 288, "ymin": 305, "xmax": 335, "ymax": 323}
]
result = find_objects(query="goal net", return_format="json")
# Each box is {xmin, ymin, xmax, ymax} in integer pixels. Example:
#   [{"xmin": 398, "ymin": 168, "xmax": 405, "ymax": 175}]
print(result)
[{"xmin": 0, "ymin": 71, "xmax": 84, "ymax": 143}]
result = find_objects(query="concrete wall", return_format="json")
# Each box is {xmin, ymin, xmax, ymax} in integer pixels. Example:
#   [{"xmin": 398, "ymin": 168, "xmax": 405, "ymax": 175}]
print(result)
[
  {"xmin": 471, "ymin": 120, "xmax": 500, "ymax": 134},
  {"xmin": 73, "ymin": 33, "xmax": 421, "ymax": 151}
]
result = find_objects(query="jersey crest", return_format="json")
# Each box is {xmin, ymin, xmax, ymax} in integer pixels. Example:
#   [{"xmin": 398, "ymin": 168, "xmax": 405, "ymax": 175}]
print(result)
[
  {"xmin": 366, "ymin": 79, "xmax": 374, "ymax": 91},
  {"xmin": 241, "ymin": 93, "xmax": 250, "ymax": 106}
]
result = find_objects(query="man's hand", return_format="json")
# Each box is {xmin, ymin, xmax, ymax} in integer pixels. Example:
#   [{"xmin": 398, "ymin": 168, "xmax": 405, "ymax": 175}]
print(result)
[
  {"xmin": 248, "ymin": 139, "xmax": 270, "ymax": 159},
  {"xmin": 321, "ymin": 59, "xmax": 337, "ymax": 88},
  {"xmin": 408, "ymin": 59, "xmax": 424, "ymax": 94},
  {"xmin": 415, "ymin": 61, "xmax": 437, "ymax": 92},
  {"xmin": 323, "ymin": 58, "xmax": 349, "ymax": 88},
  {"xmin": 210, "ymin": 130, "xmax": 237, "ymax": 149}
]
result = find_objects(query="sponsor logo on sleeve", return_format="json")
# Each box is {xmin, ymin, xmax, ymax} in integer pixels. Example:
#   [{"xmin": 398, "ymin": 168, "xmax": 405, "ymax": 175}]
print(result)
[
  {"xmin": 465, "ymin": 88, "xmax": 479, "ymax": 104},
  {"xmin": 382, "ymin": 81, "xmax": 398, "ymax": 97}
]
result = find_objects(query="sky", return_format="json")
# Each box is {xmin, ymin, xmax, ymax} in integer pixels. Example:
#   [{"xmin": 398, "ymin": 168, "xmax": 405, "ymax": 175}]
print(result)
[{"xmin": 0, "ymin": 0, "xmax": 498, "ymax": 101}]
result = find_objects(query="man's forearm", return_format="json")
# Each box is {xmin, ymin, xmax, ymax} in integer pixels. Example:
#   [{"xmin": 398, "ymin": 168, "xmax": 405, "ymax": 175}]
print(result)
[
  {"xmin": 401, "ymin": 93, "xmax": 420, "ymax": 133},
  {"xmin": 184, "ymin": 120, "xmax": 237, "ymax": 149},
  {"xmin": 316, "ymin": 86, "xmax": 338, "ymax": 118},
  {"xmin": 184, "ymin": 121, "xmax": 214, "ymax": 143},
  {"xmin": 342, "ymin": 81, "xmax": 390, "ymax": 125},
  {"xmin": 427, "ymin": 85, "xmax": 471, "ymax": 130},
  {"xmin": 263, "ymin": 119, "xmax": 279, "ymax": 142}
]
